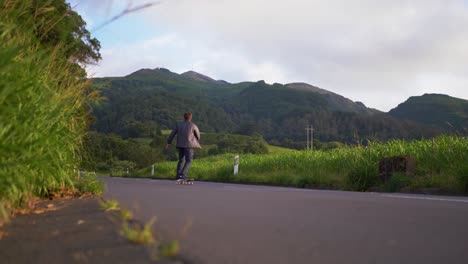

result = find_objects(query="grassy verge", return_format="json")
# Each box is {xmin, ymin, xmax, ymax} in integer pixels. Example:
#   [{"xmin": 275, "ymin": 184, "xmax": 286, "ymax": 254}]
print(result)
[
  {"xmin": 132, "ymin": 136, "xmax": 468, "ymax": 195},
  {"xmin": 0, "ymin": 1, "xmax": 102, "ymax": 223}
]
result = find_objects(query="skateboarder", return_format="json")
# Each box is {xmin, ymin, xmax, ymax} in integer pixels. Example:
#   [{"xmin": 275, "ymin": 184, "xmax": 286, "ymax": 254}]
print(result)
[{"xmin": 166, "ymin": 112, "xmax": 201, "ymax": 183}]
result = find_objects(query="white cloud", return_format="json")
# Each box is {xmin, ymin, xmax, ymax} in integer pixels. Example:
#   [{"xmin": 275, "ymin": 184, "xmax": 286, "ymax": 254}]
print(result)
[
  {"xmin": 88, "ymin": 0, "xmax": 468, "ymax": 111},
  {"xmin": 86, "ymin": 33, "xmax": 185, "ymax": 77},
  {"xmin": 87, "ymin": 33, "xmax": 294, "ymax": 83}
]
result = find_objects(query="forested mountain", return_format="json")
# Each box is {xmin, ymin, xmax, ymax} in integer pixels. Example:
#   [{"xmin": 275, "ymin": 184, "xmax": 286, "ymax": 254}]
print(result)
[
  {"xmin": 90, "ymin": 68, "xmax": 455, "ymax": 144},
  {"xmin": 389, "ymin": 94, "xmax": 468, "ymax": 133},
  {"xmin": 285, "ymin": 83, "xmax": 377, "ymax": 114}
]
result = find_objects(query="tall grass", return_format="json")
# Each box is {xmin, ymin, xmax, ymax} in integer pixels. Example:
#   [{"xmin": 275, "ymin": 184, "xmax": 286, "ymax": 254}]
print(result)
[
  {"xmin": 0, "ymin": 1, "xmax": 101, "ymax": 210},
  {"xmin": 138, "ymin": 136, "xmax": 468, "ymax": 194}
]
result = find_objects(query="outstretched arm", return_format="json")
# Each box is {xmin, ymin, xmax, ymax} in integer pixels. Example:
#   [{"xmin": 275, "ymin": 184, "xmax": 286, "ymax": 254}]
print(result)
[
  {"xmin": 166, "ymin": 123, "xmax": 178, "ymax": 149},
  {"xmin": 194, "ymin": 125, "xmax": 201, "ymax": 142}
]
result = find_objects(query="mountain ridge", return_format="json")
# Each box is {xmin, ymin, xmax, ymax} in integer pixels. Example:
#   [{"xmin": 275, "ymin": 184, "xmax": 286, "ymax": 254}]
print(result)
[
  {"xmin": 90, "ymin": 68, "xmax": 464, "ymax": 143},
  {"xmin": 389, "ymin": 93, "xmax": 468, "ymax": 133}
]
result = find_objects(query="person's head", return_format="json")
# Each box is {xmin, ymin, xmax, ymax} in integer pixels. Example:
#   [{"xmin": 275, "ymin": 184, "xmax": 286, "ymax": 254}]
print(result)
[{"xmin": 184, "ymin": 112, "xmax": 192, "ymax": 121}]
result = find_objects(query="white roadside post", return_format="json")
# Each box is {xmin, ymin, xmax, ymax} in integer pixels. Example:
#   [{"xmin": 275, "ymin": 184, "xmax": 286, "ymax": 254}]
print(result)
[
  {"xmin": 151, "ymin": 164, "xmax": 155, "ymax": 176},
  {"xmin": 234, "ymin": 155, "xmax": 239, "ymax": 175}
]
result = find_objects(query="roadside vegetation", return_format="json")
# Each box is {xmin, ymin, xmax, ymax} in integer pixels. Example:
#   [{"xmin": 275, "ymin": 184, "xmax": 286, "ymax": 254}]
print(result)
[
  {"xmin": 0, "ymin": 0, "xmax": 102, "ymax": 219},
  {"xmin": 100, "ymin": 199, "xmax": 181, "ymax": 259},
  {"xmin": 81, "ymin": 131, "xmax": 272, "ymax": 174},
  {"xmin": 134, "ymin": 136, "xmax": 468, "ymax": 195}
]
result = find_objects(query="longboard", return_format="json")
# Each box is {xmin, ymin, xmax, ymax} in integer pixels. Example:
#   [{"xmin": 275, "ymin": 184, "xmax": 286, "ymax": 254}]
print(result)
[{"xmin": 176, "ymin": 179, "xmax": 194, "ymax": 185}]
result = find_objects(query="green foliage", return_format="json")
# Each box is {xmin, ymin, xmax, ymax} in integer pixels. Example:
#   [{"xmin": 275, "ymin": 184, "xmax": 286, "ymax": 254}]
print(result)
[
  {"xmin": 159, "ymin": 240, "xmax": 181, "ymax": 257},
  {"xmin": 347, "ymin": 164, "xmax": 378, "ymax": 191},
  {"xmin": 83, "ymin": 130, "xmax": 272, "ymax": 172},
  {"xmin": 266, "ymin": 145, "xmax": 297, "ymax": 154},
  {"xmin": 91, "ymin": 76, "xmax": 236, "ymax": 136},
  {"xmin": 345, "ymin": 145, "xmax": 379, "ymax": 191},
  {"xmin": 138, "ymin": 136, "xmax": 468, "ymax": 194},
  {"xmin": 389, "ymin": 94, "xmax": 468, "ymax": 133},
  {"xmin": 0, "ymin": 1, "xmax": 101, "ymax": 206},
  {"xmin": 100, "ymin": 199, "xmax": 120, "ymax": 211},
  {"xmin": 119, "ymin": 208, "xmax": 133, "ymax": 221},
  {"xmin": 81, "ymin": 132, "xmax": 167, "ymax": 171},
  {"xmin": 0, "ymin": 202, "xmax": 10, "ymax": 225},
  {"xmin": 383, "ymin": 173, "xmax": 411, "ymax": 193},
  {"xmin": 74, "ymin": 173, "xmax": 103, "ymax": 194},
  {"xmin": 200, "ymin": 133, "xmax": 269, "ymax": 155},
  {"xmin": 455, "ymin": 162, "xmax": 468, "ymax": 194},
  {"xmin": 89, "ymin": 68, "xmax": 450, "ymax": 145},
  {"xmin": 28, "ymin": 0, "xmax": 101, "ymax": 77},
  {"xmin": 121, "ymin": 217, "xmax": 156, "ymax": 245},
  {"xmin": 110, "ymin": 160, "xmax": 137, "ymax": 176}
]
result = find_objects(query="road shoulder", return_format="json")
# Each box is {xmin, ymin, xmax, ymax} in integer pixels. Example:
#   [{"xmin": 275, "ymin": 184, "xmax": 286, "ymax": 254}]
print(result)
[{"xmin": 0, "ymin": 196, "xmax": 157, "ymax": 264}]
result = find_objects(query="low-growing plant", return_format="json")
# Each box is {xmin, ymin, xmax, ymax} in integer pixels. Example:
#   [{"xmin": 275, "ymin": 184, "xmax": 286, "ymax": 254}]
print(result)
[
  {"xmin": 120, "ymin": 208, "xmax": 133, "ymax": 221},
  {"xmin": 0, "ymin": 202, "xmax": 10, "ymax": 226},
  {"xmin": 159, "ymin": 240, "xmax": 181, "ymax": 257},
  {"xmin": 100, "ymin": 199, "xmax": 181, "ymax": 259},
  {"xmin": 455, "ymin": 163, "xmax": 468, "ymax": 194},
  {"xmin": 100, "ymin": 199, "xmax": 120, "ymax": 211},
  {"xmin": 121, "ymin": 217, "xmax": 156, "ymax": 245},
  {"xmin": 383, "ymin": 173, "xmax": 411, "ymax": 193},
  {"xmin": 74, "ymin": 174, "xmax": 103, "ymax": 195}
]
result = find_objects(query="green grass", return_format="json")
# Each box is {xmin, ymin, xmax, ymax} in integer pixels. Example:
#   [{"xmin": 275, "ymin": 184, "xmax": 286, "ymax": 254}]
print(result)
[
  {"xmin": 161, "ymin": 130, "xmax": 172, "ymax": 136},
  {"xmin": 100, "ymin": 199, "xmax": 120, "ymax": 211},
  {"xmin": 0, "ymin": 2, "xmax": 102, "ymax": 210},
  {"xmin": 267, "ymin": 145, "xmax": 297, "ymax": 154},
  {"xmin": 121, "ymin": 217, "xmax": 156, "ymax": 245},
  {"xmin": 134, "ymin": 136, "xmax": 468, "ymax": 194}
]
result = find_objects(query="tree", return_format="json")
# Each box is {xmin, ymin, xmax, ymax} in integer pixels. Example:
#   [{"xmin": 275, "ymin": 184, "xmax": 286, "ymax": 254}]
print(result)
[{"xmin": 30, "ymin": 0, "xmax": 101, "ymax": 76}]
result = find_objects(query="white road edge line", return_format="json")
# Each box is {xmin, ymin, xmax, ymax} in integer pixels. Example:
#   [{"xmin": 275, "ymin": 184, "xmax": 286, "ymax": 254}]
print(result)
[{"xmin": 381, "ymin": 194, "xmax": 468, "ymax": 203}]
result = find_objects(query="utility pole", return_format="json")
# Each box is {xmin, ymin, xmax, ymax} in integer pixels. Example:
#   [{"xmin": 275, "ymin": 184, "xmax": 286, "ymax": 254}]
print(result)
[
  {"xmin": 311, "ymin": 125, "xmax": 314, "ymax": 151},
  {"xmin": 306, "ymin": 125, "xmax": 315, "ymax": 151}
]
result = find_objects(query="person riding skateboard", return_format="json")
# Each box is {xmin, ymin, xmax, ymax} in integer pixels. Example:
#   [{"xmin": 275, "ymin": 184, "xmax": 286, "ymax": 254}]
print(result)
[{"xmin": 166, "ymin": 112, "xmax": 201, "ymax": 182}]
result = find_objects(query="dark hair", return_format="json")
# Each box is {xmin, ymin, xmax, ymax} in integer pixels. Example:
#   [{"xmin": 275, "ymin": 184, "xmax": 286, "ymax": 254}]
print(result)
[{"xmin": 184, "ymin": 112, "xmax": 192, "ymax": 120}]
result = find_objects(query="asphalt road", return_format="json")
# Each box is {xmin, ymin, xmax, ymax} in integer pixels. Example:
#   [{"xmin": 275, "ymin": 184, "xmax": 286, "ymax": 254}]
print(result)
[{"xmin": 103, "ymin": 177, "xmax": 468, "ymax": 264}]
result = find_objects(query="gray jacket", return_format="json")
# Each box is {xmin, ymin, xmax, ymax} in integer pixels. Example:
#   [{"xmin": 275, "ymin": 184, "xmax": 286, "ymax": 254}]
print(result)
[{"xmin": 167, "ymin": 121, "xmax": 201, "ymax": 149}]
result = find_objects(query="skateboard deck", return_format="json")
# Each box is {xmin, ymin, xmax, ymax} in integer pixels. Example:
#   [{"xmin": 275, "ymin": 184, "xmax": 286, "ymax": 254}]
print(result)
[{"xmin": 176, "ymin": 179, "xmax": 194, "ymax": 185}]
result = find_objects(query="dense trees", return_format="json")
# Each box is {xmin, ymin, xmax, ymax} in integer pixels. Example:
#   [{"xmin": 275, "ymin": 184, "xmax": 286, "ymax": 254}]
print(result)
[
  {"xmin": 81, "ymin": 132, "xmax": 168, "ymax": 171},
  {"xmin": 91, "ymin": 79, "xmax": 236, "ymax": 135},
  {"xmin": 91, "ymin": 72, "xmax": 446, "ymax": 146},
  {"xmin": 389, "ymin": 94, "xmax": 468, "ymax": 133},
  {"xmin": 81, "ymin": 131, "xmax": 270, "ymax": 172},
  {"xmin": 29, "ymin": 0, "xmax": 101, "ymax": 77}
]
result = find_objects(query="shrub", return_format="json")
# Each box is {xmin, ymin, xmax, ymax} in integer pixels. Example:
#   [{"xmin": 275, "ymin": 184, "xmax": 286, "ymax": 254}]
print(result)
[
  {"xmin": 0, "ymin": 1, "xmax": 101, "ymax": 206},
  {"xmin": 383, "ymin": 173, "xmax": 411, "ymax": 192}
]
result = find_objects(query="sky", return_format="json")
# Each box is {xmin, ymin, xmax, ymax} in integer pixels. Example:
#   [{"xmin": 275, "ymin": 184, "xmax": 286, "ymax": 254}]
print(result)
[{"xmin": 68, "ymin": 0, "xmax": 468, "ymax": 111}]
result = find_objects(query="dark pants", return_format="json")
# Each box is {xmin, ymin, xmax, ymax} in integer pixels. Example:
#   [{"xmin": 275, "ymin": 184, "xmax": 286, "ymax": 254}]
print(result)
[{"xmin": 176, "ymin": 148, "xmax": 194, "ymax": 179}]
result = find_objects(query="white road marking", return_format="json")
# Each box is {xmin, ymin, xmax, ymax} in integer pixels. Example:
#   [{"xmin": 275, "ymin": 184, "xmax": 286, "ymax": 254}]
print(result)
[{"xmin": 381, "ymin": 194, "xmax": 468, "ymax": 203}]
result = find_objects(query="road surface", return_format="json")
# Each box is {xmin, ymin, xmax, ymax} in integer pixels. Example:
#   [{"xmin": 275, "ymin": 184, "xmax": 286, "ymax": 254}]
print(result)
[{"xmin": 103, "ymin": 177, "xmax": 468, "ymax": 264}]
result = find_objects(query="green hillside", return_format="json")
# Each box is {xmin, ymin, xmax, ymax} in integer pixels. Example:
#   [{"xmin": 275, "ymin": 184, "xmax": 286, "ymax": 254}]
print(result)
[
  {"xmin": 389, "ymin": 94, "xmax": 468, "ymax": 133},
  {"xmin": 90, "ymin": 68, "xmax": 447, "ymax": 144},
  {"xmin": 285, "ymin": 82, "xmax": 373, "ymax": 114}
]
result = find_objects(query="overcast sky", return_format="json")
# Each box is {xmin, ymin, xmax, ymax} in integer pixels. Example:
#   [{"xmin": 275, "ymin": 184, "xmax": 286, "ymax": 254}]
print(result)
[{"xmin": 69, "ymin": 0, "xmax": 468, "ymax": 111}]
